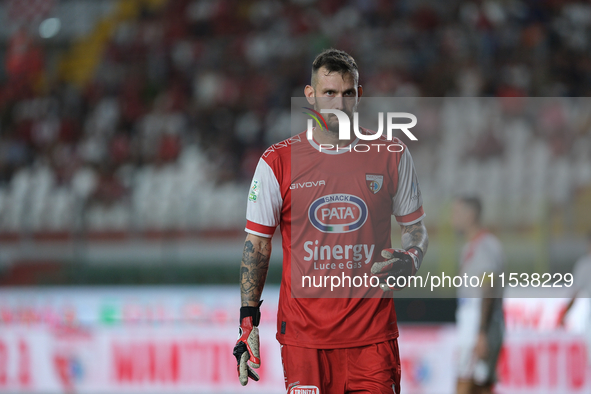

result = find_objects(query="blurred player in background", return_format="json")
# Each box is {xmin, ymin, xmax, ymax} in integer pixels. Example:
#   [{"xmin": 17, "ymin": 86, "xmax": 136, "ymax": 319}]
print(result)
[
  {"xmin": 559, "ymin": 231, "xmax": 591, "ymax": 368},
  {"xmin": 233, "ymin": 49, "xmax": 429, "ymax": 393},
  {"xmin": 451, "ymin": 196, "xmax": 505, "ymax": 394}
]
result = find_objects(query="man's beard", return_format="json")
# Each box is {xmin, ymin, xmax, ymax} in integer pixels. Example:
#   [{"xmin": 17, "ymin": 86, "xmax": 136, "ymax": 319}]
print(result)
[
  {"xmin": 326, "ymin": 114, "xmax": 340, "ymax": 134},
  {"xmin": 313, "ymin": 105, "xmax": 354, "ymax": 135}
]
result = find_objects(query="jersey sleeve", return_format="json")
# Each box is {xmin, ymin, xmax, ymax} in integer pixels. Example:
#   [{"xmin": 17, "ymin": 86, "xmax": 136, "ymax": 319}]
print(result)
[
  {"xmin": 392, "ymin": 147, "xmax": 425, "ymax": 225},
  {"xmin": 245, "ymin": 157, "xmax": 282, "ymax": 238},
  {"xmin": 477, "ymin": 238, "xmax": 505, "ymax": 275}
]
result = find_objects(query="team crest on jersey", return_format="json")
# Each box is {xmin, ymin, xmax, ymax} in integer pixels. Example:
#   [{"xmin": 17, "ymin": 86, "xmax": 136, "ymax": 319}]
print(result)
[
  {"xmin": 308, "ymin": 194, "xmax": 368, "ymax": 233},
  {"xmin": 289, "ymin": 385, "xmax": 320, "ymax": 394},
  {"xmin": 365, "ymin": 174, "xmax": 383, "ymax": 194}
]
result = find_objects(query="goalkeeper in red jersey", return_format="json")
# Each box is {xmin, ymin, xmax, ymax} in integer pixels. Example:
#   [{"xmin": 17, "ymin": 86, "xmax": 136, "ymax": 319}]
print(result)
[{"xmin": 233, "ymin": 49, "xmax": 429, "ymax": 393}]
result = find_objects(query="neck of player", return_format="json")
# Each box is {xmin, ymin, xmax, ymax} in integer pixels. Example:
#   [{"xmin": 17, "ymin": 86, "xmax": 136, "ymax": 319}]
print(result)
[
  {"xmin": 466, "ymin": 225, "xmax": 483, "ymax": 241},
  {"xmin": 313, "ymin": 128, "xmax": 355, "ymax": 148}
]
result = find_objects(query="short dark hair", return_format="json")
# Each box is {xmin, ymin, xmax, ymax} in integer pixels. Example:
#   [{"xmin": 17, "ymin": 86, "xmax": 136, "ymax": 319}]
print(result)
[
  {"xmin": 311, "ymin": 48, "xmax": 359, "ymax": 86},
  {"xmin": 457, "ymin": 195, "xmax": 483, "ymax": 223}
]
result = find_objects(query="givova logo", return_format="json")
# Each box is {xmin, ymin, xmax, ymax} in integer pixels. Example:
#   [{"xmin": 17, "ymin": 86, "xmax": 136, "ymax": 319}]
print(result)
[{"xmin": 308, "ymin": 194, "xmax": 367, "ymax": 233}]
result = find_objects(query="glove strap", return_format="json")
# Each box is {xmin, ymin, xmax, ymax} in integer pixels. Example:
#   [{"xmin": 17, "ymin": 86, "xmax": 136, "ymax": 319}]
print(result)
[
  {"xmin": 240, "ymin": 300, "xmax": 263, "ymax": 327},
  {"xmin": 406, "ymin": 247, "xmax": 423, "ymax": 272}
]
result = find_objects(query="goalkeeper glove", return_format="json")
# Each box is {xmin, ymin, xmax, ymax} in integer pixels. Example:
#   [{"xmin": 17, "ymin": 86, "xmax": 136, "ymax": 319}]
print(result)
[
  {"xmin": 371, "ymin": 248, "xmax": 422, "ymax": 291},
  {"xmin": 233, "ymin": 301, "xmax": 262, "ymax": 386}
]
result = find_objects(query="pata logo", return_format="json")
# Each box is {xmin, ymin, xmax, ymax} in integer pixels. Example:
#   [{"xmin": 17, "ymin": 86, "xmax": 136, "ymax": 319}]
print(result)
[{"xmin": 308, "ymin": 194, "xmax": 368, "ymax": 233}]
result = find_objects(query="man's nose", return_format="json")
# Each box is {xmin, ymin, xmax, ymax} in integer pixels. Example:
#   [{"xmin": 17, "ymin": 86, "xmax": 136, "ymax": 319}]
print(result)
[{"xmin": 332, "ymin": 95, "xmax": 344, "ymax": 110}]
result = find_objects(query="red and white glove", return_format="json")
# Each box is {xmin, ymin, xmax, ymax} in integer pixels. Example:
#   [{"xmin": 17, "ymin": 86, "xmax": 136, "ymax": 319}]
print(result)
[
  {"xmin": 371, "ymin": 248, "xmax": 422, "ymax": 291},
  {"xmin": 233, "ymin": 301, "xmax": 262, "ymax": 386}
]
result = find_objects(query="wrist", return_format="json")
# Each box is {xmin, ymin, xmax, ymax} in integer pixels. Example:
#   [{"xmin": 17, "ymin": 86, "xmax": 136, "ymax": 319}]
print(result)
[
  {"xmin": 240, "ymin": 300, "xmax": 263, "ymax": 327},
  {"xmin": 405, "ymin": 247, "xmax": 423, "ymax": 271}
]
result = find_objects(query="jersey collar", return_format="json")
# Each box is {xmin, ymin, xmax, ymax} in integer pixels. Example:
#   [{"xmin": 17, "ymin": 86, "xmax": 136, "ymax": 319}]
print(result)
[{"xmin": 306, "ymin": 128, "xmax": 360, "ymax": 155}]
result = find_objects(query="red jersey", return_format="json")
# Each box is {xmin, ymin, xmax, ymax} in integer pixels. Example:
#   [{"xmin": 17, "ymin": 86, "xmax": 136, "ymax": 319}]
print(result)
[{"xmin": 245, "ymin": 130, "xmax": 424, "ymax": 349}]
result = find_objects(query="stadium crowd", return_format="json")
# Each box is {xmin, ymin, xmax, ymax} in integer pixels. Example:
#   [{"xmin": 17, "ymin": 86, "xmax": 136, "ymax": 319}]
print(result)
[{"xmin": 0, "ymin": 0, "xmax": 590, "ymax": 231}]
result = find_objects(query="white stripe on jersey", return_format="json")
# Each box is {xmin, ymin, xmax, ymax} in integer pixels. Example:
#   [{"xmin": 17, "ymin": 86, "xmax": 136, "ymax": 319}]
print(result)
[
  {"xmin": 244, "ymin": 228, "xmax": 274, "ymax": 238},
  {"xmin": 392, "ymin": 148, "xmax": 424, "ymax": 222}
]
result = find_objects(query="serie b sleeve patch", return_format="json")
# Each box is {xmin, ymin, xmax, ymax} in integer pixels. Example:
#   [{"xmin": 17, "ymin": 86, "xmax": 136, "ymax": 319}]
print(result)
[
  {"xmin": 248, "ymin": 179, "xmax": 260, "ymax": 202},
  {"xmin": 245, "ymin": 158, "xmax": 282, "ymax": 232}
]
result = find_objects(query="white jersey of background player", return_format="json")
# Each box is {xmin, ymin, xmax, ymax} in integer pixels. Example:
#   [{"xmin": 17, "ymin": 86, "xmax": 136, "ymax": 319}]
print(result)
[
  {"xmin": 559, "ymin": 232, "xmax": 591, "ymax": 358},
  {"xmin": 452, "ymin": 196, "xmax": 505, "ymax": 394}
]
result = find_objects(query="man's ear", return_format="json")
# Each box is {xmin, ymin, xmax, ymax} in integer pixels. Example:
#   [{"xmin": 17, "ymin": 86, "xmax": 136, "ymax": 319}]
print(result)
[
  {"xmin": 304, "ymin": 85, "xmax": 315, "ymax": 105},
  {"xmin": 358, "ymin": 85, "xmax": 363, "ymax": 99}
]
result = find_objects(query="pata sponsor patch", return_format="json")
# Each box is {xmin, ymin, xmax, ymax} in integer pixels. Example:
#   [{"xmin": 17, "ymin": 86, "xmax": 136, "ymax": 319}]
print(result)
[{"xmin": 308, "ymin": 194, "xmax": 368, "ymax": 233}]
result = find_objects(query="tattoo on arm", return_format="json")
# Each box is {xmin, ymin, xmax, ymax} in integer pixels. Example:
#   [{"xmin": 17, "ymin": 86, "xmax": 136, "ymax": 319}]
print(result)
[
  {"xmin": 400, "ymin": 221, "xmax": 429, "ymax": 255},
  {"xmin": 240, "ymin": 237, "xmax": 271, "ymax": 307}
]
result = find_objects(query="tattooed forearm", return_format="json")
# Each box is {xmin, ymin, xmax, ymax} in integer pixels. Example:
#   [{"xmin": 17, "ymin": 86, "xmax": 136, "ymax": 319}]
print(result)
[
  {"xmin": 400, "ymin": 221, "xmax": 429, "ymax": 255},
  {"xmin": 240, "ymin": 234, "xmax": 272, "ymax": 307}
]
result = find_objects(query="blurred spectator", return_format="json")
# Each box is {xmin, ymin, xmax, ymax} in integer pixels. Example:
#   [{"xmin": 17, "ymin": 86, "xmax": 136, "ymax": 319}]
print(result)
[
  {"xmin": 90, "ymin": 164, "xmax": 127, "ymax": 207},
  {"xmin": 5, "ymin": 29, "xmax": 44, "ymax": 98}
]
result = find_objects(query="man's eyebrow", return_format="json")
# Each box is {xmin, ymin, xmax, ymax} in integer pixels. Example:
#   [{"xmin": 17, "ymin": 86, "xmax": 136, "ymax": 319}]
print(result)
[{"xmin": 321, "ymin": 88, "xmax": 355, "ymax": 94}]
